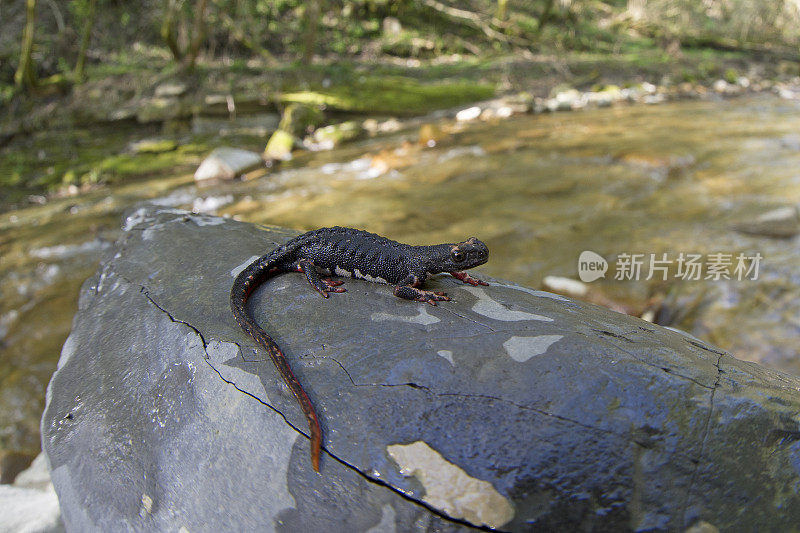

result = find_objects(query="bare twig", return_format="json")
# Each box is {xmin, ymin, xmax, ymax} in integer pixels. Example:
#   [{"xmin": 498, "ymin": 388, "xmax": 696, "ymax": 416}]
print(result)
[
  {"xmin": 14, "ymin": 0, "xmax": 38, "ymax": 90},
  {"xmin": 161, "ymin": 0, "xmax": 184, "ymax": 61},
  {"xmin": 184, "ymin": 0, "xmax": 208, "ymax": 68},
  {"xmin": 214, "ymin": 6, "xmax": 277, "ymax": 64},
  {"xmin": 74, "ymin": 0, "xmax": 97, "ymax": 83},
  {"xmin": 43, "ymin": 0, "xmax": 65, "ymax": 34},
  {"xmin": 420, "ymin": 0, "xmax": 531, "ymax": 46}
]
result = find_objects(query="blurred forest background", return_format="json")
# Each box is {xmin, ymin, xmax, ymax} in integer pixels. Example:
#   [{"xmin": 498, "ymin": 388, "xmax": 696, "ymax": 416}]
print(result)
[
  {"xmin": 4, "ymin": 0, "xmax": 800, "ymax": 97},
  {"xmin": 4, "ymin": 0, "xmax": 800, "ymax": 202}
]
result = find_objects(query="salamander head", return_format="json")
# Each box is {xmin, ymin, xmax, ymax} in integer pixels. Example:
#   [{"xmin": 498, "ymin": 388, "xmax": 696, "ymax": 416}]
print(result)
[{"xmin": 425, "ymin": 237, "xmax": 489, "ymax": 274}]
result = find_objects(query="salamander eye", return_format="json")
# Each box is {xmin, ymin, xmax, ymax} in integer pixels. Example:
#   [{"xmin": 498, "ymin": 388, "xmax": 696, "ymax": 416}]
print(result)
[{"xmin": 452, "ymin": 250, "xmax": 465, "ymax": 262}]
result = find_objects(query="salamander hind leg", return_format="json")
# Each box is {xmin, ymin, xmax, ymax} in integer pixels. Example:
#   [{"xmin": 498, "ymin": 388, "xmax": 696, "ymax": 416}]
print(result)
[
  {"xmin": 394, "ymin": 285, "xmax": 450, "ymax": 305},
  {"xmin": 296, "ymin": 259, "xmax": 347, "ymax": 297}
]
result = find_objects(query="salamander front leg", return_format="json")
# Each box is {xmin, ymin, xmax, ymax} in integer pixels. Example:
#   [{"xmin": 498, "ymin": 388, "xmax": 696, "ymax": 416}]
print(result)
[
  {"xmin": 296, "ymin": 259, "xmax": 347, "ymax": 297},
  {"xmin": 451, "ymin": 271, "xmax": 489, "ymax": 286}
]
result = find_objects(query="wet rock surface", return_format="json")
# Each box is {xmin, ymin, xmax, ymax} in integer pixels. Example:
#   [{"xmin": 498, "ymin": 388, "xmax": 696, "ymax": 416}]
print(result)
[{"xmin": 42, "ymin": 207, "xmax": 800, "ymax": 531}]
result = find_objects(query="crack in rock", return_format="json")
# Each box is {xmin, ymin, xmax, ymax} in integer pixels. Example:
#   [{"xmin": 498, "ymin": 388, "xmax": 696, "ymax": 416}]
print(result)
[
  {"xmin": 679, "ymin": 353, "xmax": 724, "ymax": 526},
  {"xmin": 591, "ymin": 328, "xmax": 637, "ymax": 343},
  {"xmin": 590, "ymin": 333, "xmax": 717, "ymax": 390},
  {"xmin": 139, "ymin": 287, "xmax": 208, "ymax": 348},
  {"xmin": 135, "ymin": 282, "xmax": 314, "ymax": 444},
  {"xmin": 439, "ymin": 306, "xmax": 497, "ymax": 332},
  {"xmin": 134, "ymin": 277, "xmax": 485, "ymax": 530},
  {"xmin": 322, "ymin": 354, "xmax": 356, "ymax": 386},
  {"xmin": 135, "ymin": 272, "xmax": 718, "ymax": 529},
  {"xmin": 338, "ymin": 381, "xmax": 707, "ymax": 468}
]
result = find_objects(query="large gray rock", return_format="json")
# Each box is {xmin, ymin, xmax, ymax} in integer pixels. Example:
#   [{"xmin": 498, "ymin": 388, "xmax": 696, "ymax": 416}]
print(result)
[{"xmin": 43, "ymin": 207, "xmax": 800, "ymax": 531}]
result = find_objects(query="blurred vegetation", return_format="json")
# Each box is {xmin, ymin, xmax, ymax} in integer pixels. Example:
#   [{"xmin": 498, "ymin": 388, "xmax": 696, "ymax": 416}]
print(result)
[
  {"xmin": 2, "ymin": 0, "xmax": 800, "ymax": 204},
  {"xmin": 2, "ymin": 0, "xmax": 800, "ymax": 100}
]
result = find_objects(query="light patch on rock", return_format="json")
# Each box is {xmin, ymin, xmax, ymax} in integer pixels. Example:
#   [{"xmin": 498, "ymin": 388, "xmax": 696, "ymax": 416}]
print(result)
[
  {"xmin": 464, "ymin": 286, "xmax": 553, "ymax": 322},
  {"xmin": 542, "ymin": 276, "xmax": 588, "ymax": 297},
  {"xmin": 206, "ymin": 340, "xmax": 265, "ymax": 390},
  {"xmin": 437, "ymin": 350, "xmax": 455, "ymax": 366},
  {"xmin": 503, "ymin": 335, "xmax": 563, "ymax": 362},
  {"xmin": 231, "ymin": 256, "xmax": 261, "ymax": 277},
  {"xmin": 123, "ymin": 207, "xmax": 150, "ymax": 231},
  {"xmin": 371, "ymin": 306, "xmax": 441, "ymax": 326},
  {"xmin": 190, "ymin": 214, "xmax": 227, "ymax": 226},
  {"xmin": 493, "ymin": 282, "xmax": 570, "ymax": 301},
  {"xmin": 365, "ymin": 503, "xmax": 396, "ymax": 533},
  {"xmin": 206, "ymin": 340, "xmax": 277, "ymax": 407},
  {"xmin": 124, "ymin": 208, "xmax": 192, "ymax": 232},
  {"xmin": 56, "ymin": 334, "xmax": 78, "ymax": 371},
  {"xmin": 103, "ymin": 278, "xmax": 122, "ymax": 296},
  {"xmin": 663, "ymin": 326, "xmax": 705, "ymax": 343},
  {"xmin": 387, "ymin": 441, "xmax": 514, "ymax": 529},
  {"xmin": 206, "ymin": 339, "xmax": 245, "ymax": 364},
  {"xmin": 139, "ymin": 493, "xmax": 154, "ymax": 518}
]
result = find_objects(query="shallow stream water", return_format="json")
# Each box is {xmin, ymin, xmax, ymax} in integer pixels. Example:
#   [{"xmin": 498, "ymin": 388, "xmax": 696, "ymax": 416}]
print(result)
[{"xmin": 1, "ymin": 95, "xmax": 799, "ymax": 465}]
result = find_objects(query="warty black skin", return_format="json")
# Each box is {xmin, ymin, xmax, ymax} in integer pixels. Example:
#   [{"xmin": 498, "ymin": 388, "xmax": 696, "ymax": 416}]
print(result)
[{"xmin": 230, "ymin": 226, "xmax": 489, "ymax": 472}]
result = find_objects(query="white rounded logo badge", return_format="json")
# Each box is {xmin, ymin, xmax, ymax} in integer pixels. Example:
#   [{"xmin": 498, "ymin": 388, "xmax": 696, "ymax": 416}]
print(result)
[{"xmin": 578, "ymin": 250, "xmax": 608, "ymax": 282}]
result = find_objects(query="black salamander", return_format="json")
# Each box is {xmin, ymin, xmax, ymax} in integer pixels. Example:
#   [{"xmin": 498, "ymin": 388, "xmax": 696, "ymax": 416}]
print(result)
[{"xmin": 230, "ymin": 226, "xmax": 489, "ymax": 471}]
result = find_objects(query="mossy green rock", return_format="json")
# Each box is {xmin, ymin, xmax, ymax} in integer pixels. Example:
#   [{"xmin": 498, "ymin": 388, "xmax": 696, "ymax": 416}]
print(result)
[
  {"xmin": 130, "ymin": 139, "xmax": 178, "ymax": 154},
  {"xmin": 278, "ymin": 103, "xmax": 325, "ymax": 138},
  {"xmin": 310, "ymin": 121, "xmax": 364, "ymax": 148},
  {"xmin": 264, "ymin": 129, "xmax": 297, "ymax": 161},
  {"xmin": 281, "ymin": 77, "xmax": 495, "ymax": 116}
]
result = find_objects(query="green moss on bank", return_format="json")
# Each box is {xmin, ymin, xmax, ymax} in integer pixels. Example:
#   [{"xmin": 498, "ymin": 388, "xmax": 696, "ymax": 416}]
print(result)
[{"xmin": 281, "ymin": 76, "xmax": 495, "ymax": 115}]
